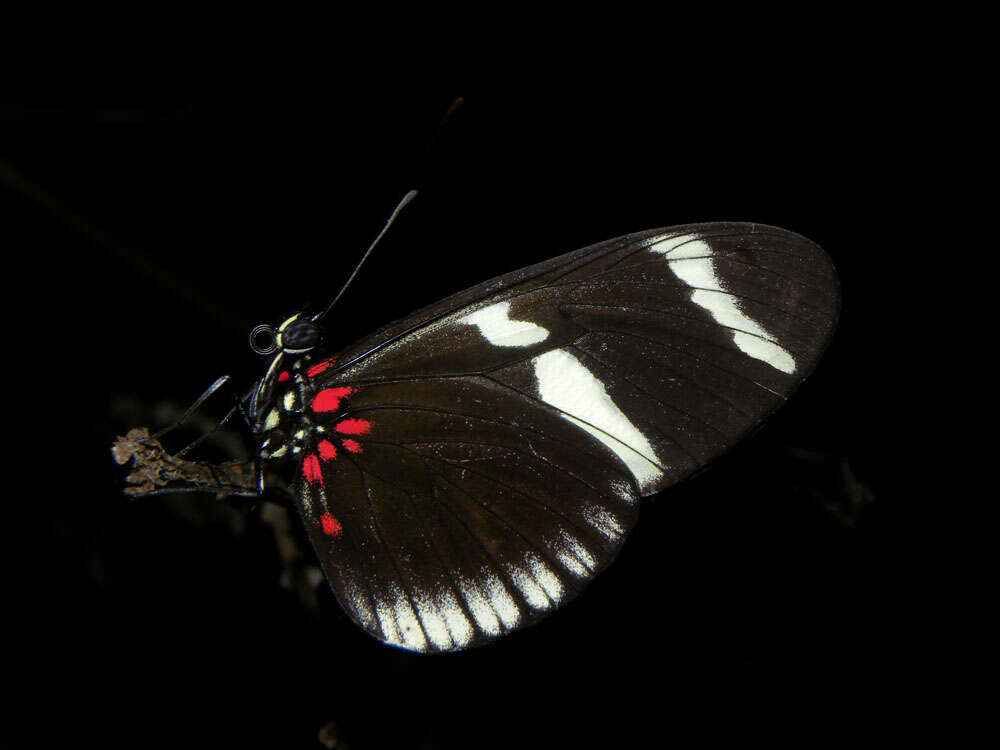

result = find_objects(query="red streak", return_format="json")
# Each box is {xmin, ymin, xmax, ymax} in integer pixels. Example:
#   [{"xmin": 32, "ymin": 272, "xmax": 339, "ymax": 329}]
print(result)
[
  {"xmin": 302, "ymin": 454, "xmax": 323, "ymax": 485},
  {"xmin": 342, "ymin": 439, "xmax": 363, "ymax": 454},
  {"xmin": 307, "ymin": 359, "xmax": 335, "ymax": 377},
  {"xmin": 318, "ymin": 439, "xmax": 337, "ymax": 461},
  {"xmin": 312, "ymin": 387, "xmax": 355, "ymax": 413},
  {"xmin": 320, "ymin": 512, "xmax": 342, "ymax": 537},
  {"xmin": 277, "ymin": 370, "xmax": 290, "ymax": 382},
  {"xmin": 335, "ymin": 418, "xmax": 371, "ymax": 435}
]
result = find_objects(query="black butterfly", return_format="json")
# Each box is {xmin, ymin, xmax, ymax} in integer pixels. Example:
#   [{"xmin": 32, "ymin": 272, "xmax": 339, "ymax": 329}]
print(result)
[{"xmin": 115, "ymin": 193, "xmax": 839, "ymax": 652}]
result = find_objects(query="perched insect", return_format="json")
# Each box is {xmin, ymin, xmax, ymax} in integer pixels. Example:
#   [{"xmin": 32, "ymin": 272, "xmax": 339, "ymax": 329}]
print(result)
[{"xmin": 113, "ymin": 190, "xmax": 840, "ymax": 652}]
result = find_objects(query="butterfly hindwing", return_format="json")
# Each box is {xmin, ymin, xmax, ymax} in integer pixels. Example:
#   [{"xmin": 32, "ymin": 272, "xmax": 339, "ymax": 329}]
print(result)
[
  {"xmin": 295, "ymin": 376, "xmax": 640, "ymax": 651},
  {"xmin": 289, "ymin": 222, "xmax": 838, "ymax": 651}
]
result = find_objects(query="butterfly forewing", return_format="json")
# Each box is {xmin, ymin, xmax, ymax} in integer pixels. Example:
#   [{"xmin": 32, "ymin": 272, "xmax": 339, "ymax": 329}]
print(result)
[{"xmin": 291, "ymin": 222, "xmax": 838, "ymax": 651}]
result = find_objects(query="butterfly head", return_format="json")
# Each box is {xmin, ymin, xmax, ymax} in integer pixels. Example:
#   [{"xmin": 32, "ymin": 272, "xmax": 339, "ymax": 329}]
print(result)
[
  {"xmin": 247, "ymin": 313, "xmax": 325, "ymax": 429},
  {"xmin": 249, "ymin": 313, "xmax": 322, "ymax": 357}
]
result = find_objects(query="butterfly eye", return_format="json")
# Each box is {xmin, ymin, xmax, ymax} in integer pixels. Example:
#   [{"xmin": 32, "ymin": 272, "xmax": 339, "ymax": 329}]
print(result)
[
  {"xmin": 249, "ymin": 324, "xmax": 278, "ymax": 355},
  {"xmin": 280, "ymin": 320, "xmax": 320, "ymax": 353}
]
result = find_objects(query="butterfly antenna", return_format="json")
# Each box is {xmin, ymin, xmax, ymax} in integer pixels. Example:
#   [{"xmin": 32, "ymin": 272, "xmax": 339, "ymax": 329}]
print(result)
[
  {"xmin": 412, "ymin": 96, "xmax": 464, "ymax": 183},
  {"xmin": 149, "ymin": 374, "xmax": 231, "ymax": 441},
  {"xmin": 312, "ymin": 96, "xmax": 463, "ymax": 323},
  {"xmin": 312, "ymin": 189, "xmax": 418, "ymax": 323}
]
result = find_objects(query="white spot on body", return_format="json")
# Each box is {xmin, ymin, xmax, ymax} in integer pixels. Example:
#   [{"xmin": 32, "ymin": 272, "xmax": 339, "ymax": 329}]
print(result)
[
  {"xmin": 460, "ymin": 300, "xmax": 550, "ymax": 347},
  {"xmin": 532, "ymin": 349, "xmax": 663, "ymax": 492},
  {"xmin": 283, "ymin": 391, "xmax": 296, "ymax": 411},
  {"xmin": 609, "ymin": 478, "xmax": 636, "ymax": 504},
  {"xmin": 649, "ymin": 234, "xmax": 796, "ymax": 374},
  {"xmin": 264, "ymin": 409, "xmax": 279, "ymax": 431},
  {"xmin": 269, "ymin": 445, "xmax": 288, "ymax": 459}
]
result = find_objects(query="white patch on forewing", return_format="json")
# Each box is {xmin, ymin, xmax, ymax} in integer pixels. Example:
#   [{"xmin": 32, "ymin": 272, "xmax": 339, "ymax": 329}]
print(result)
[
  {"xmin": 532, "ymin": 349, "xmax": 663, "ymax": 492},
  {"xmin": 611, "ymin": 479, "xmax": 637, "ymax": 504},
  {"xmin": 460, "ymin": 300, "xmax": 550, "ymax": 347},
  {"xmin": 649, "ymin": 234, "xmax": 796, "ymax": 374},
  {"xmin": 282, "ymin": 391, "xmax": 296, "ymax": 411}
]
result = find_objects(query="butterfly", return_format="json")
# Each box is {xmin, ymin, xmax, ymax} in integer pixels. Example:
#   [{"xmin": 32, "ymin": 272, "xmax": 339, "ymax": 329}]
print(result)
[{"xmin": 114, "ymin": 191, "xmax": 840, "ymax": 652}]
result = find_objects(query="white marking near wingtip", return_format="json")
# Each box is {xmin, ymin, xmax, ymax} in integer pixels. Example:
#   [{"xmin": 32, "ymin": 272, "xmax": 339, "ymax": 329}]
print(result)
[
  {"xmin": 532, "ymin": 349, "xmax": 663, "ymax": 492},
  {"xmin": 649, "ymin": 234, "xmax": 796, "ymax": 374},
  {"xmin": 460, "ymin": 300, "xmax": 550, "ymax": 347},
  {"xmin": 264, "ymin": 409, "xmax": 279, "ymax": 431}
]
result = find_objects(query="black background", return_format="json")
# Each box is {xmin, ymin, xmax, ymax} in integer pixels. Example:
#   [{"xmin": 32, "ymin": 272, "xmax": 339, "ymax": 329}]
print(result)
[{"xmin": 5, "ymin": 11, "xmax": 992, "ymax": 750}]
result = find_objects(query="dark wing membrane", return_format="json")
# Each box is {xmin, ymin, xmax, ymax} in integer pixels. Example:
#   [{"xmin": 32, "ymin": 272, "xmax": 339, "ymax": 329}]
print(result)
[
  {"xmin": 300, "ymin": 222, "xmax": 838, "ymax": 650},
  {"xmin": 295, "ymin": 377, "xmax": 639, "ymax": 651}
]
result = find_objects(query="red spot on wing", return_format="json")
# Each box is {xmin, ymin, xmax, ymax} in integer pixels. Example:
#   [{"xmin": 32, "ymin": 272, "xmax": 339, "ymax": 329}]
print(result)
[
  {"xmin": 302, "ymin": 454, "xmax": 323, "ymax": 485},
  {"xmin": 320, "ymin": 512, "xmax": 342, "ymax": 537},
  {"xmin": 342, "ymin": 439, "xmax": 363, "ymax": 454},
  {"xmin": 307, "ymin": 359, "xmax": 337, "ymax": 377},
  {"xmin": 318, "ymin": 439, "xmax": 337, "ymax": 461},
  {"xmin": 277, "ymin": 370, "xmax": 291, "ymax": 382},
  {"xmin": 335, "ymin": 418, "xmax": 371, "ymax": 435},
  {"xmin": 312, "ymin": 387, "xmax": 355, "ymax": 413}
]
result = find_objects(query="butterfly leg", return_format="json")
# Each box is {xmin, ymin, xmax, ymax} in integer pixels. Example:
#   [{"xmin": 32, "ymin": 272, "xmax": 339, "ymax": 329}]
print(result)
[
  {"xmin": 172, "ymin": 383, "xmax": 259, "ymax": 457},
  {"xmin": 149, "ymin": 375, "xmax": 232, "ymax": 441}
]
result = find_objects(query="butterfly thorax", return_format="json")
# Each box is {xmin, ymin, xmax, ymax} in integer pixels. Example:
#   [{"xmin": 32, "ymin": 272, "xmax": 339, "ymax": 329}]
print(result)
[{"xmin": 256, "ymin": 353, "xmax": 367, "ymax": 469}]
